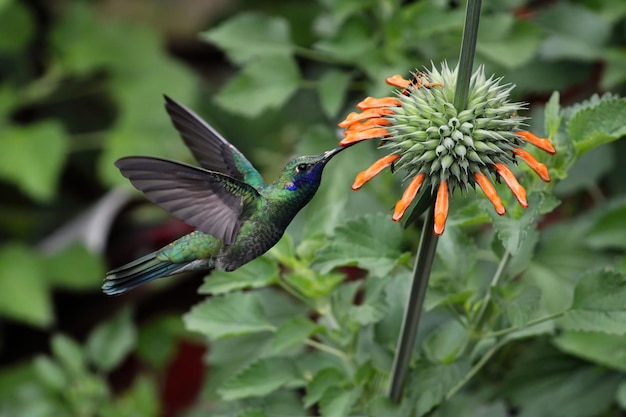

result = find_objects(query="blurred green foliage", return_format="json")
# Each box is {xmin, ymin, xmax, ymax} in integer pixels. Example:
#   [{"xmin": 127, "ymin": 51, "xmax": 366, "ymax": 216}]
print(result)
[{"xmin": 1, "ymin": 0, "xmax": 626, "ymax": 416}]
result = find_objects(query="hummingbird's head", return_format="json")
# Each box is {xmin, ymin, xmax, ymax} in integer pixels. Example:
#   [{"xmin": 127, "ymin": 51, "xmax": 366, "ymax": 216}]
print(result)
[{"xmin": 281, "ymin": 146, "xmax": 348, "ymax": 192}]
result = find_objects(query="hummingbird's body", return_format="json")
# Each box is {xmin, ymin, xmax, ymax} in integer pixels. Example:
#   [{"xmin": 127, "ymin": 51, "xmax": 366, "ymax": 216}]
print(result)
[{"xmin": 103, "ymin": 96, "xmax": 346, "ymax": 295}]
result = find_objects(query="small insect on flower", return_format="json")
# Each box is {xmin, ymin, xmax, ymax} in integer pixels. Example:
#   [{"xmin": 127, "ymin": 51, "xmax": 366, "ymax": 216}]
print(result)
[{"xmin": 338, "ymin": 62, "xmax": 556, "ymax": 235}]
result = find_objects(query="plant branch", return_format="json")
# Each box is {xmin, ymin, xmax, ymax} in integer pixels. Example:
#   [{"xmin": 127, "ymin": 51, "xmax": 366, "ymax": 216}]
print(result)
[
  {"xmin": 483, "ymin": 311, "xmax": 565, "ymax": 339},
  {"xmin": 388, "ymin": 204, "xmax": 439, "ymax": 402},
  {"xmin": 304, "ymin": 338, "xmax": 351, "ymax": 362},
  {"xmin": 453, "ymin": 0, "xmax": 482, "ymax": 111},
  {"xmin": 387, "ymin": 0, "xmax": 483, "ymax": 403},
  {"xmin": 474, "ymin": 249, "xmax": 510, "ymax": 330},
  {"xmin": 446, "ymin": 338, "xmax": 504, "ymax": 400}
]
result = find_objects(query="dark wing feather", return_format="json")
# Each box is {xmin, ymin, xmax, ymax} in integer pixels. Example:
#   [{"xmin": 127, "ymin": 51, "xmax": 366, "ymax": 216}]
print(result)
[
  {"xmin": 116, "ymin": 156, "xmax": 261, "ymax": 245},
  {"xmin": 163, "ymin": 96, "xmax": 265, "ymax": 188}
]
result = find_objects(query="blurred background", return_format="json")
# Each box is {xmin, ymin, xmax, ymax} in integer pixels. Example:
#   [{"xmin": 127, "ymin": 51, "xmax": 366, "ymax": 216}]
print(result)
[{"xmin": 1, "ymin": 0, "xmax": 625, "ymax": 416}]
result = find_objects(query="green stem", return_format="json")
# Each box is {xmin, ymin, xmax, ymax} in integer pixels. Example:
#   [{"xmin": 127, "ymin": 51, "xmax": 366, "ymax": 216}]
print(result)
[
  {"xmin": 453, "ymin": 0, "xmax": 482, "ymax": 111},
  {"xmin": 474, "ymin": 249, "xmax": 510, "ymax": 329},
  {"xmin": 388, "ymin": 204, "xmax": 439, "ymax": 402},
  {"xmin": 276, "ymin": 278, "xmax": 314, "ymax": 308},
  {"xmin": 387, "ymin": 0, "xmax": 483, "ymax": 403},
  {"xmin": 446, "ymin": 311, "xmax": 563, "ymax": 399},
  {"xmin": 304, "ymin": 338, "xmax": 351, "ymax": 362},
  {"xmin": 483, "ymin": 311, "xmax": 565, "ymax": 339},
  {"xmin": 445, "ymin": 338, "xmax": 504, "ymax": 400}
]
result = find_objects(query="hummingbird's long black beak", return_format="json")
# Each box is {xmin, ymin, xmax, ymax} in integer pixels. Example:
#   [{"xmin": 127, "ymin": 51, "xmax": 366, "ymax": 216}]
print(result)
[{"xmin": 322, "ymin": 143, "xmax": 354, "ymax": 162}]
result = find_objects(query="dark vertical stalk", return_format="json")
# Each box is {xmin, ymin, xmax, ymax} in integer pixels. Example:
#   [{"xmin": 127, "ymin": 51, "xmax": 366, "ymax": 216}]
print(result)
[
  {"xmin": 454, "ymin": 0, "xmax": 482, "ymax": 111},
  {"xmin": 388, "ymin": 205, "xmax": 438, "ymax": 402},
  {"xmin": 387, "ymin": 0, "xmax": 483, "ymax": 403}
]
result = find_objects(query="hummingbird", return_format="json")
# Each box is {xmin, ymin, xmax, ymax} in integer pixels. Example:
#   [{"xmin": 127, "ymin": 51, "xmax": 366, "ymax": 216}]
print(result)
[{"xmin": 103, "ymin": 96, "xmax": 349, "ymax": 295}]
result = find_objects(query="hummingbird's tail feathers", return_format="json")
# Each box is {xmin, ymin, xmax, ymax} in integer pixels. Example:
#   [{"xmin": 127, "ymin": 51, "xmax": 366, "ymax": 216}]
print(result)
[{"xmin": 102, "ymin": 252, "xmax": 185, "ymax": 295}]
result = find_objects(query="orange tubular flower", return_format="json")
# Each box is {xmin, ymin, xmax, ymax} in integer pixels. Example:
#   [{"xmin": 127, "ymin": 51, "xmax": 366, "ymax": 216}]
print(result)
[
  {"xmin": 392, "ymin": 174, "xmax": 426, "ymax": 221},
  {"xmin": 337, "ymin": 63, "xmax": 556, "ymax": 235},
  {"xmin": 494, "ymin": 163, "xmax": 528, "ymax": 208},
  {"xmin": 434, "ymin": 180, "xmax": 449, "ymax": 235},
  {"xmin": 353, "ymin": 155, "xmax": 400, "ymax": 190},
  {"xmin": 474, "ymin": 172, "xmax": 506, "ymax": 215},
  {"xmin": 512, "ymin": 147, "xmax": 551, "ymax": 182},
  {"xmin": 516, "ymin": 131, "xmax": 556, "ymax": 154}
]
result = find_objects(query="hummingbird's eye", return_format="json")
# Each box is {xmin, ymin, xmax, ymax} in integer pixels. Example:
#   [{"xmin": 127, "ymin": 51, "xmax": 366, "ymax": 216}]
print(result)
[{"xmin": 295, "ymin": 163, "xmax": 308, "ymax": 173}]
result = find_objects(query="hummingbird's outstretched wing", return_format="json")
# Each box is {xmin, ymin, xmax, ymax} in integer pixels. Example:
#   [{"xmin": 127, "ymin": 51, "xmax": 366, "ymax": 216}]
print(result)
[
  {"xmin": 164, "ymin": 96, "xmax": 265, "ymax": 189},
  {"xmin": 116, "ymin": 156, "xmax": 261, "ymax": 246}
]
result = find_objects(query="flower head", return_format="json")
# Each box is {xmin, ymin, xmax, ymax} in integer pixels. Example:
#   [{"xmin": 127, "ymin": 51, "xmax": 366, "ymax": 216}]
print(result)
[{"xmin": 339, "ymin": 63, "xmax": 555, "ymax": 235}]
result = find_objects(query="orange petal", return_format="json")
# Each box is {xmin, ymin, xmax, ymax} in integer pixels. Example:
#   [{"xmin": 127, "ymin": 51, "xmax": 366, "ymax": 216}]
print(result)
[
  {"xmin": 345, "ymin": 117, "xmax": 392, "ymax": 134},
  {"xmin": 516, "ymin": 131, "xmax": 556, "ymax": 155},
  {"xmin": 434, "ymin": 180, "xmax": 449, "ymax": 235},
  {"xmin": 357, "ymin": 96, "xmax": 401, "ymax": 110},
  {"xmin": 512, "ymin": 147, "xmax": 551, "ymax": 182},
  {"xmin": 340, "ymin": 127, "xmax": 391, "ymax": 146},
  {"xmin": 392, "ymin": 174, "xmax": 425, "ymax": 221},
  {"xmin": 352, "ymin": 154, "xmax": 400, "ymax": 190},
  {"xmin": 338, "ymin": 108, "xmax": 395, "ymax": 128},
  {"xmin": 386, "ymin": 75, "xmax": 411, "ymax": 89},
  {"xmin": 474, "ymin": 172, "xmax": 506, "ymax": 215},
  {"xmin": 495, "ymin": 163, "xmax": 528, "ymax": 208}
]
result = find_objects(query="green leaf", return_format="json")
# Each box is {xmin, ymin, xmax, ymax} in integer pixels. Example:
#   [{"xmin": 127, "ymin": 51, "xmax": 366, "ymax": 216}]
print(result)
[
  {"xmin": 199, "ymin": 256, "xmax": 278, "ymax": 295},
  {"xmin": 535, "ymin": 3, "xmax": 610, "ymax": 62},
  {"xmin": 539, "ymin": 35, "xmax": 603, "ymax": 61},
  {"xmin": 33, "ymin": 356, "xmax": 66, "ymax": 390},
  {"xmin": 318, "ymin": 69, "xmax": 352, "ymax": 118},
  {"xmin": 237, "ymin": 410, "xmax": 268, "ymax": 417},
  {"xmin": 136, "ymin": 315, "xmax": 184, "ymax": 369},
  {"xmin": 0, "ymin": 244, "xmax": 52, "ymax": 327},
  {"xmin": 286, "ymin": 269, "xmax": 345, "ymax": 299},
  {"xmin": 215, "ymin": 55, "xmax": 301, "ymax": 118},
  {"xmin": 319, "ymin": 389, "xmax": 358, "ymax": 417},
  {"xmin": 200, "ymin": 13, "xmax": 293, "ymax": 64},
  {"xmin": 554, "ymin": 145, "xmax": 614, "ymax": 196},
  {"xmin": 423, "ymin": 320, "xmax": 469, "ymax": 364},
  {"xmin": 184, "ymin": 292, "xmax": 275, "ymax": 339},
  {"xmin": 561, "ymin": 269, "xmax": 626, "ymax": 334},
  {"xmin": 367, "ymin": 395, "xmax": 414, "ymax": 417},
  {"xmin": 617, "ymin": 381, "xmax": 626, "ymax": 410},
  {"xmin": 43, "ymin": 244, "xmax": 105, "ymax": 290},
  {"xmin": 485, "ymin": 192, "xmax": 542, "ymax": 255},
  {"xmin": 567, "ymin": 98, "xmax": 626, "ymax": 156},
  {"xmin": 409, "ymin": 360, "xmax": 470, "ymax": 417},
  {"xmin": 313, "ymin": 17, "xmax": 377, "ymax": 63},
  {"xmin": 86, "ymin": 308, "xmax": 136, "ymax": 372},
  {"xmin": 535, "ymin": 3, "xmax": 610, "ymax": 45},
  {"xmin": 493, "ymin": 285, "xmax": 541, "ymax": 328},
  {"xmin": 204, "ymin": 333, "xmax": 275, "ymax": 400},
  {"xmin": 476, "ymin": 16, "xmax": 542, "ymax": 69},
  {"xmin": 585, "ymin": 199, "xmax": 626, "ymax": 250},
  {"xmin": 602, "ymin": 48, "xmax": 626, "ymax": 89},
  {"xmin": 554, "ymin": 331, "xmax": 626, "ymax": 372},
  {"xmin": 51, "ymin": 334, "xmax": 86, "ymax": 376},
  {"xmin": 114, "ymin": 376, "xmax": 159, "ymax": 417},
  {"xmin": 304, "ymin": 367, "xmax": 346, "ymax": 408},
  {"xmin": 0, "ymin": 1, "xmax": 34, "ymax": 52},
  {"xmin": 219, "ymin": 357, "xmax": 299, "ymax": 400},
  {"xmin": 0, "ymin": 122, "xmax": 68, "ymax": 202},
  {"xmin": 312, "ymin": 213, "xmax": 403, "ymax": 276},
  {"xmin": 436, "ymin": 228, "xmax": 477, "ymax": 281},
  {"xmin": 504, "ymin": 359, "xmax": 620, "ymax": 417},
  {"xmin": 544, "ymin": 91, "xmax": 562, "ymax": 139},
  {"xmin": 271, "ymin": 317, "xmax": 316, "ymax": 354},
  {"xmin": 349, "ymin": 299, "xmax": 387, "ymax": 326}
]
